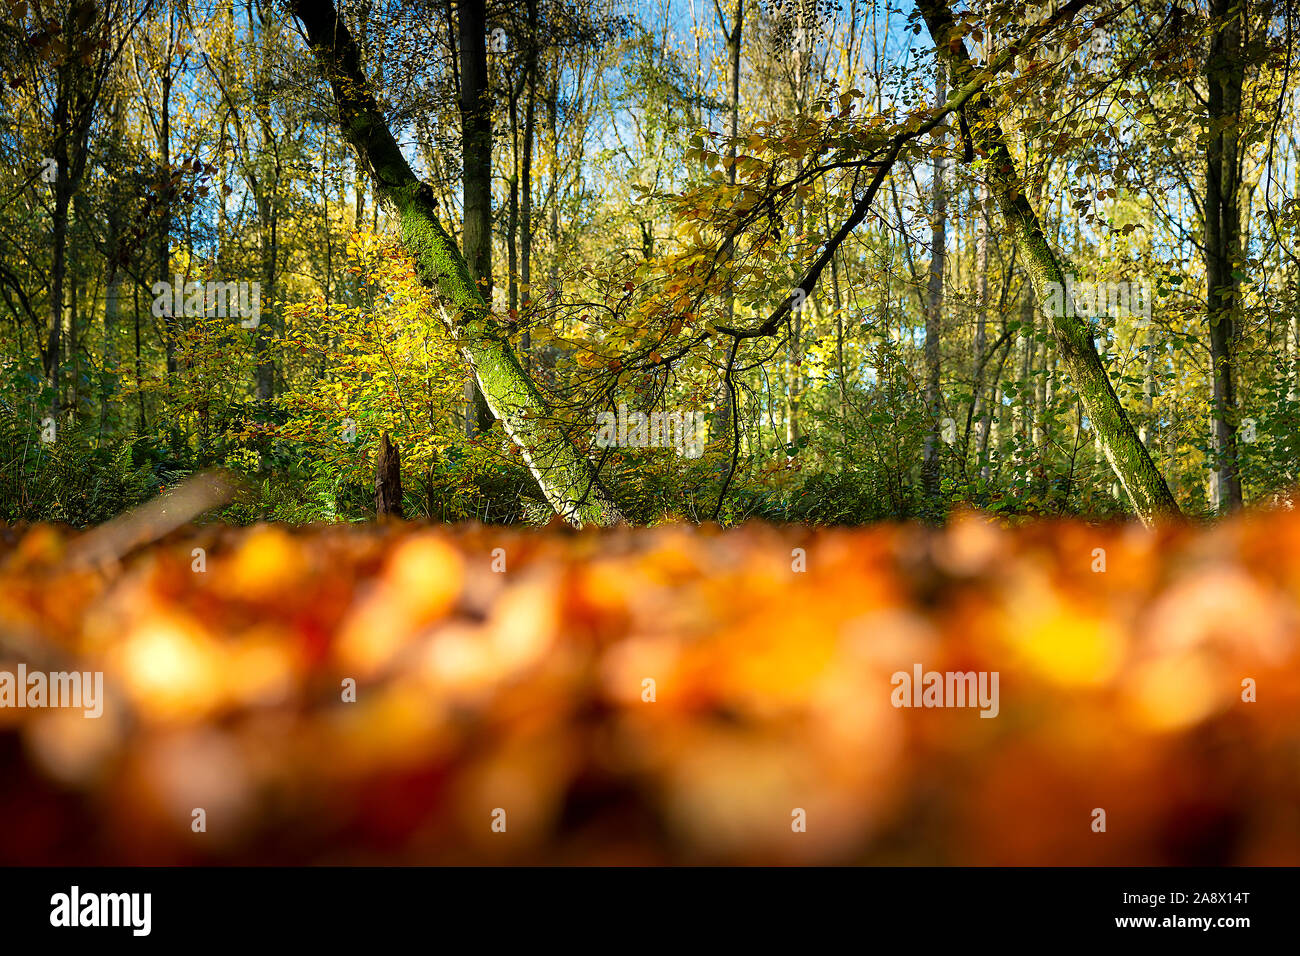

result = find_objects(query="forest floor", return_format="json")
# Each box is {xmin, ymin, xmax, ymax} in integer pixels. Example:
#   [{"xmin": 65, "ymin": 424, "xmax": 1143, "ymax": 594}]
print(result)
[{"xmin": 2, "ymin": 500, "xmax": 1299, "ymax": 864}]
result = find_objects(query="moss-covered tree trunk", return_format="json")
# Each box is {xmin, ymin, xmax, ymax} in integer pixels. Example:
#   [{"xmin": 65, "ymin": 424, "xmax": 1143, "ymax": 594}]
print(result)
[
  {"xmin": 918, "ymin": 0, "xmax": 1180, "ymax": 524},
  {"xmin": 290, "ymin": 0, "xmax": 622, "ymax": 526}
]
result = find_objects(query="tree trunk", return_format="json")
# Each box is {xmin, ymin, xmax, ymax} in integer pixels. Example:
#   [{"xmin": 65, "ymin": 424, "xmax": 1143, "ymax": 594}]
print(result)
[
  {"xmin": 68, "ymin": 195, "xmax": 83, "ymax": 415},
  {"xmin": 133, "ymin": 282, "xmax": 146, "ymax": 432},
  {"xmin": 46, "ymin": 157, "xmax": 68, "ymax": 425},
  {"xmin": 712, "ymin": 0, "xmax": 744, "ymax": 445},
  {"xmin": 291, "ymin": 0, "xmax": 623, "ymax": 526},
  {"xmin": 1140, "ymin": 320, "xmax": 1155, "ymax": 448},
  {"xmin": 783, "ymin": 8, "xmax": 807, "ymax": 448},
  {"xmin": 252, "ymin": 23, "xmax": 280, "ymax": 413},
  {"xmin": 459, "ymin": 0, "xmax": 494, "ymax": 434},
  {"xmin": 918, "ymin": 0, "xmax": 1179, "ymax": 524},
  {"xmin": 1020, "ymin": 288, "xmax": 1035, "ymax": 445},
  {"xmin": 540, "ymin": 55, "xmax": 562, "ymax": 388},
  {"xmin": 44, "ymin": 7, "xmax": 96, "ymax": 428},
  {"xmin": 922, "ymin": 61, "xmax": 947, "ymax": 501},
  {"xmin": 375, "ymin": 431, "xmax": 404, "ymax": 518},
  {"xmin": 159, "ymin": 56, "xmax": 176, "ymax": 379},
  {"xmin": 973, "ymin": 181, "xmax": 991, "ymax": 479},
  {"xmin": 519, "ymin": 0, "xmax": 537, "ymax": 369},
  {"xmin": 1203, "ymin": 0, "xmax": 1245, "ymax": 511},
  {"xmin": 826, "ymin": 201, "xmax": 848, "ymax": 466},
  {"xmin": 507, "ymin": 71, "xmax": 520, "ymax": 336}
]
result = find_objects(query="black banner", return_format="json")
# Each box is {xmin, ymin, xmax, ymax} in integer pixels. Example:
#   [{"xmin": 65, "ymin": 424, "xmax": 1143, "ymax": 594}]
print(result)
[{"xmin": 0, "ymin": 866, "xmax": 1283, "ymax": 943}]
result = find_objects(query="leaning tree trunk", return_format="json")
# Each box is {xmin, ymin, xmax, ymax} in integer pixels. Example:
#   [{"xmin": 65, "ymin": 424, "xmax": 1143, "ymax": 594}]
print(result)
[
  {"xmin": 290, "ymin": 0, "xmax": 622, "ymax": 526},
  {"xmin": 918, "ymin": 0, "xmax": 1180, "ymax": 524}
]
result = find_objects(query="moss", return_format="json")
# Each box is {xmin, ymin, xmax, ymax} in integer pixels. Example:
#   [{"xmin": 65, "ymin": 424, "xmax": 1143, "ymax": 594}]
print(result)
[
  {"xmin": 917, "ymin": 0, "xmax": 1179, "ymax": 524},
  {"xmin": 294, "ymin": 1, "xmax": 623, "ymax": 527},
  {"xmin": 392, "ymin": 200, "xmax": 622, "ymax": 525}
]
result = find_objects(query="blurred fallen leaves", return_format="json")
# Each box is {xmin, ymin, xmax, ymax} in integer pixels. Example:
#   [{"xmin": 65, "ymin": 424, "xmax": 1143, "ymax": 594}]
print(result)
[{"xmin": 1, "ymin": 510, "xmax": 1299, "ymax": 865}]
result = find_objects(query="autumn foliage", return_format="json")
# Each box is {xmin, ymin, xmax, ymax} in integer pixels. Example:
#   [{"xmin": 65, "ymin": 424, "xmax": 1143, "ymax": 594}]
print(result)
[{"xmin": 2, "ymin": 511, "xmax": 1300, "ymax": 865}]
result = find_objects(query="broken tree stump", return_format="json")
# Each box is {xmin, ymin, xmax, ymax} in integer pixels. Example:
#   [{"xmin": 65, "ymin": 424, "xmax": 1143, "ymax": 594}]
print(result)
[{"xmin": 374, "ymin": 431, "xmax": 403, "ymax": 518}]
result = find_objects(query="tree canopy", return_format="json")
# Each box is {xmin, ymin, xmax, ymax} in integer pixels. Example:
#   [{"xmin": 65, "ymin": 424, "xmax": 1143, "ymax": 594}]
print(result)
[{"xmin": 1, "ymin": 0, "xmax": 1298, "ymax": 526}]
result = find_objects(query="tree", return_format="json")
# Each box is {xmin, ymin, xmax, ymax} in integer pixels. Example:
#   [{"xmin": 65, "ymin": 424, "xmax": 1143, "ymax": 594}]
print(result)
[
  {"xmin": 917, "ymin": 0, "xmax": 1180, "ymax": 524},
  {"xmin": 289, "ymin": 0, "xmax": 623, "ymax": 526},
  {"xmin": 1204, "ymin": 0, "xmax": 1246, "ymax": 511},
  {"xmin": 458, "ymin": 0, "xmax": 494, "ymax": 435},
  {"xmin": 711, "ymin": 0, "xmax": 743, "ymax": 446},
  {"xmin": 922, "ymin": 61, "xmax": 947, "ymax": 502}
]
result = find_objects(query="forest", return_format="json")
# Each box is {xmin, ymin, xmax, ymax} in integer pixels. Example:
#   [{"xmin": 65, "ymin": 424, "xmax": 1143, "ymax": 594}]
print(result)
[
  {"xmin": 2, "ymin": 0, "xmax": 1296, "ymax": 529},
  {"xmin": 4, "ymin": 0, "xmax": 1300, "ymax": 877}
]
